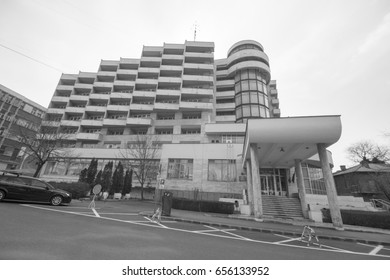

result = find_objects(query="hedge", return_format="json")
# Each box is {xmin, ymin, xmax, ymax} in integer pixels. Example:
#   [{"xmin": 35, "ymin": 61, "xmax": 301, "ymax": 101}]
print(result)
[
  {"xmin": 47, "ymin": 181, "xmax": 90, "ymax": 199},
  {"xmin": 321, "ymin": 208, "xmax": 390, "ymax": 229},
  {"xmin": 172, "ymin": 197, "xmax": 234, "ymax": 214}
]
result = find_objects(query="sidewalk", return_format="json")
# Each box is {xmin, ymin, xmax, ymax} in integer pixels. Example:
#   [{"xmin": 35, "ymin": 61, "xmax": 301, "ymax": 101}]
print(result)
[
  {"xmin": 137, "ymin": 201, "xmax": 390, "ymax": 246},
  {"xmin": 75, "ymin": 199, "xmax": 390, "ymax": 246}
]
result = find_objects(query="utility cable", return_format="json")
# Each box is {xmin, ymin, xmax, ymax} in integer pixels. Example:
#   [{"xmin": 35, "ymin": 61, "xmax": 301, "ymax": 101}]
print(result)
[{"xmin": 0, "ymin": 43, "xmax": 63, "ymax": 73}]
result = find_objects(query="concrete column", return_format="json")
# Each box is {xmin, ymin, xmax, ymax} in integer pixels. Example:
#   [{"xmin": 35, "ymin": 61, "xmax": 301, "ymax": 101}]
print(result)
[
  {"xmin": 294, "ymin": 159, "xmax": 309, "ymax": 219},
  {"xmin": 317, "ymin": 143, "xmax": 344, "ymax": 229},
  {"xmin": 245, "ymin": 159, "xmax": 254, "ymax": 215},
  {"xmin": 250, "ymin": 144, "xmax": 263, "ymax": 218}
]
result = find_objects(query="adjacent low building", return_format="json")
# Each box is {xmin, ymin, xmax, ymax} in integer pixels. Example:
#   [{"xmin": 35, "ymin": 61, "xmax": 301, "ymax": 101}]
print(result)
[{"xmin": 0, "ymin": 84, "xmax": 46, "ymax": 171}]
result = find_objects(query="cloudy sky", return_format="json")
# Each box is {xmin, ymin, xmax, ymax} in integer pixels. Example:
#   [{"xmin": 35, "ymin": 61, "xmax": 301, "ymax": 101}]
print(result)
[{"xmin": 1, "ymin": 0, "xmax": 389, "ymax": 170}]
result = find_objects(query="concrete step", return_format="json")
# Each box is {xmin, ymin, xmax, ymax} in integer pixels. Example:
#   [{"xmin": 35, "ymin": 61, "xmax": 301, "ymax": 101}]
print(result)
[{"xmin": 262, "ymin": 196, "xmax": 303, "ymax": 219}]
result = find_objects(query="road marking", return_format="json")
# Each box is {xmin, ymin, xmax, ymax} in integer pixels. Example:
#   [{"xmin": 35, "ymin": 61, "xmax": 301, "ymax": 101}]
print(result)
[
  {"xmin": 20, "ymin": 204, "xmax": 390, "ymax": 258},
  {"xmin": 201, "ymin": 225, "xmax": 253, "ymax": 241},
  {"xmin": 369, "ymin": 245, "xmax": 384, "ymax": 255},
  {"xmin": 91, "ymin": 208, "xmax": 100, "ymax": 217},
  {"xmin": 144, "ymin": 216, "xmax": 168, "ymax": 228},
  {"xmin": 274, "ymin": 236, "xmax": 302, "ymax": 244}
]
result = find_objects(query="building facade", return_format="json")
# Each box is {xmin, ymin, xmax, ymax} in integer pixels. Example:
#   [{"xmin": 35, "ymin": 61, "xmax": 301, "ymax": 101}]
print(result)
[
  {"xmin": 0, "ymin": 84, "xmax": 46, "ymax": 170},
  {"xmin": 39, "ymin": 40, "xmax": 343, "ymax": 224}
]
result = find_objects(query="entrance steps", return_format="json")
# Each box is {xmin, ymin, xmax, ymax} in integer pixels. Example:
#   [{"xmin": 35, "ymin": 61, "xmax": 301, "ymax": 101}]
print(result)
[{"xmin": 262, "ymin": 195, "xmax": 304, "ymax": 219}]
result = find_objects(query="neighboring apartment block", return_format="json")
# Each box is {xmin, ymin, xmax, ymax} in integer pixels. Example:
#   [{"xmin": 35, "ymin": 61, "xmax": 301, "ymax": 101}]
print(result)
[{"xmin": 0, "ymin": 84, "xmax": 46, "ymax": 170}]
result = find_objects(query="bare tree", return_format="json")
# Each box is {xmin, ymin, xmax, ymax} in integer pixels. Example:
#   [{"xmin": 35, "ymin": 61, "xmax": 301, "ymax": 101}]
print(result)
[
  {"xmin": 120, "ymin": 134, "xmax": 160, "ymax": 200},
  {"xmin": 12, "ymin": 124, "xmax": 73, "ymax": 177},
  {"xmin": 346, "ymin": 140, "xmax": 389, "ymax": 163}
]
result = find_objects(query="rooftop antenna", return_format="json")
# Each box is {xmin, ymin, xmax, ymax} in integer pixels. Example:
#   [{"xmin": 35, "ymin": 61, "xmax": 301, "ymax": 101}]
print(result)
[{"xmin": 193, "ymin": 22, "xmax": 199, "ymax": 41}]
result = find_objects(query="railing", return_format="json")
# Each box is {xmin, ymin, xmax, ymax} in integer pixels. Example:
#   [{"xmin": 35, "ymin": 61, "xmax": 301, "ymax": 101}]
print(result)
[{"xmin": 371, "ymin": 199, "xmax": 390, "ymax": 211}]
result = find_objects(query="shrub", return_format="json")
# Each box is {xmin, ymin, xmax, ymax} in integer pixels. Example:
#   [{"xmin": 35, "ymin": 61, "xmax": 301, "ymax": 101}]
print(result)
[
  {"xmin": 321, "ymin": 208, "xmax": 390, "ymax": 229},
  {"xmin": 47, "ymin": 181, "xmax": 90, "ymax": 199},
  {"xmin": 172, "ymin": 197, "xmax": 234, "ymax": 214}
]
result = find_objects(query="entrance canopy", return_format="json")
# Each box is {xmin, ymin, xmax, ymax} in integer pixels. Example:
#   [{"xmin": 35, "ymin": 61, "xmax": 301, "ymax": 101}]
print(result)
[{"xmin": 242, "ymin": 115, "xmax": 342, "ymax": 168}]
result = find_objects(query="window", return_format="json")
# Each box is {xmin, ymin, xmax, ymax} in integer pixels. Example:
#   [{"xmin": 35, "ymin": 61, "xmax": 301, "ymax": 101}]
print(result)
[
  {"xmin": 208, "ymin": 160, "xmax": 236, "ymax": 182},
  {"xmin": 167, "ymin": 159, "xmax": 193, "ymax": 180}
]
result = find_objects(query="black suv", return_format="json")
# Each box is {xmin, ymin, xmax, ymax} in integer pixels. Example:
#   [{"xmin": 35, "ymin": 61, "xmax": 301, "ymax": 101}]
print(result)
[{"xmin": 0, "ymin": 171, "xmax": 71, "ymax": 206}]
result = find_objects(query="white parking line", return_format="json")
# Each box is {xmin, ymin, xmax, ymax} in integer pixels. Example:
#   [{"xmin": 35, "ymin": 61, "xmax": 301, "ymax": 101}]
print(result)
[
  {"xmin": 91, "ymin": 208, "xmax": 100, "ymax": 217},
  {"xmin": 20, "ymin": 204, "xmax": 390, "ymax": 258},
  {"xmin": 369, "ymin": 245, "xmax": 384, "ymax": 255}
]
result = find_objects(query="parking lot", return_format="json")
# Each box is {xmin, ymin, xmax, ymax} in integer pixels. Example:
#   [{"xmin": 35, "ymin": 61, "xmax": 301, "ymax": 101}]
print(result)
[{"xmin": 1, "ymin": 200, "xmax": 388, "ymax": 260}]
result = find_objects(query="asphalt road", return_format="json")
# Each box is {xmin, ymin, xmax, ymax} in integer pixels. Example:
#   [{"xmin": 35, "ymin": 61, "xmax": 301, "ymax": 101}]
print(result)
[{"xmin": 0, "ymin": 201, "xmax": 389, "ymax": 260}]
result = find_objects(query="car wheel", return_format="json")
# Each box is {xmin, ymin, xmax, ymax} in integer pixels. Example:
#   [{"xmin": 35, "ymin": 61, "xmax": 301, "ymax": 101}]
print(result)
[
  {"xmin": 0, "ymin": 190, "xmax": 5, "ymax": 201},
  {"xmin": 50, "ymin": 195, "xmax": 63, "ymax": 206}
]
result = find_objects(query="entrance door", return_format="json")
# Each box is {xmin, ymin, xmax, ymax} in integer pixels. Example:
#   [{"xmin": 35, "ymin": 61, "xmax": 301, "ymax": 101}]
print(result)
[{"xmin": 260, "ymin": 175, "xmax": 278, "ymax": 196}]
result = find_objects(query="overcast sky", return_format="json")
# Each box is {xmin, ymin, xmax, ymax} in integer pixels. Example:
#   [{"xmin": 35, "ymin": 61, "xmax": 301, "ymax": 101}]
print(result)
[{"xmin": 1, "ymin": 0, "xmax": 389, "ymax": 170}]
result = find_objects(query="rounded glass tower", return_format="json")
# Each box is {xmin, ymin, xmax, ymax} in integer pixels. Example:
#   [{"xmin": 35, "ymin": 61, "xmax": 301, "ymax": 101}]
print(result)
[{"xmin": 226, "ymin": 40, "xmax": 271, "ymax": 123}]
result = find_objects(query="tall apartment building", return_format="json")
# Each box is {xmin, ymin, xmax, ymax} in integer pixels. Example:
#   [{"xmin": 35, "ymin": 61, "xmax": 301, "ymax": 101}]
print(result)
[
  {"xmin": 40, "ymin": 40, "xmax": 344, "ymax": 222},
  {"xmin": 0, "ymin": 84, "xmax": 46, "ymax": 170}
]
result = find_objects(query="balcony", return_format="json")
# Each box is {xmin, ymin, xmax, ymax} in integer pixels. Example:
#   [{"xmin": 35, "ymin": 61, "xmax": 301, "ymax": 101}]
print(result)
[
  {"xmin": 80, "ymin": 119, "xmax": 103, "ymax": 127},
  {"xmin": 113, "ymin": 80, "xmax": 135, "ymax": 89},
  {"xmin": 140, "ymin": 56, "xmax": 161, "ymax": 68},
  {"xmin": 116, "ymin": 69, "xmax": 137, "ymax": 79},
  {"xmin": 142, "ymin": 46, "xmax": 163, "ymax": 57},
  {"xmin": 179, "ymin": 101, "xmax": 213, "ymax": 111},
  {"xmin": 158, "ymin": 76, "xmax": 182, "ymax": 85},
  {"xmin": 131, "ymin": 91, "xmax": 155, "ymax": 99},
  {"xmin": 93, "ymin": 81, "xmax": 113, "ymax": 90},
  {"xmin": 271, "ymin": 98, "xmax": 279, "ymax": 108},
  {"xmin": 216, "ymin": 102, "xmax": 235, "ymax": 111},
  {"xmin": 103, "ymin": 118, "xmax": 127, "ymax": 127},
  {"xmin": 110, "ymin": 92, "xmax": 132, "ymax": 100},
  {"xmin": 154, "ymin": 102, "xmax": 180, "ymax": 111},
  {"xmin": 65, "ymin": 107, "xmax": 85, "ymax": 114},
  {"xmin": 183, "ymin": 62, "xmax": 214, "ymax": 72},
  {"xmin": 126, "ymin": 117, "xmax": 152, "ymax": 126},
  {"xmin": 216, "ymin": 79, "xmax": 234, "ymax": 89},
  {"xmin": 270, "ymin": 88, "xmax": 278, "ymax": 97},
  {"xmin": 41, "ymin": 120, "xmax": 61, "ymax": 127},
  {"xmin": 74, "ymin": 83, "xmax": 93, "ymax": 92},
  {"xmin": 69, "ymin": 95, "xmax": 89, "ymax": 102},
  {"xmin": 51, "ymin": 96, "xmax": 69, "ymax": 103},
  {"xmin": 272, "ymin": 108, "xmax": 281, "ymax": 116},
  {"xmin": 182, "ymin": 74, "xmax": 214, "ymax": 85},
  {"xmin": 56, "ymin": 84, "xmax": 73, "ymax": 92},
  {"xmin": 97, "ymin": 71, "xmax": 116, "ymax": 82},
  {"xmin": 129, "ymin": 103, "xmax": 154, "ymax": 111},
  {"xmin": 138, "ymin": 67, "xmax": 160, "ymax": 75},
  {"xmin": 185, "ymin": 41, "xmax": 214, "ymax": 53},
  {"xmin": 89, "ymin": 93, "xmax": 110, "ymax": 100},
  {"xmin": 160, "ymin": 65, "xmax": 183, "ymax": 73},
  {"xmin": 85, "ymin": 105, "xmax": 107, "ymax": 113},
  {"xmin": 162, "ymin": 54, "xmax": 184, "ymax": 66},
  {"xmin": 61, "ymin": 120, "xmax": 81, "ymax": 127},
  {"xmin": 119, "ymin": 58, "xmax": 139, "ymax": 69},
  {"xmin": 156, "ymin": 89, "xmax": 181, "ymax": 97},
  {"xmin": 216, "ymin": 90, "xmax": 234, "ymax": 99},
  {"xmin": 47, "ymin": 108, "xmax": 65, "ymax": 114},
  {"xmin": 181, "ymin": 87, "xmax": 214, "ymax": 98},
  {"xmin": 106, "ymin": 104, "xmax": 130, "ymax": 112},
  {"xmin": 216, "ymin": 115, "xmax": 236, "ymax": 123},
  {"xmin": 100, "ymin": 60, "xmax": 119, "ymax": 71},
  {"xmin": 76, "ymin": 132, "xmax": 102, "ymax": 141}
]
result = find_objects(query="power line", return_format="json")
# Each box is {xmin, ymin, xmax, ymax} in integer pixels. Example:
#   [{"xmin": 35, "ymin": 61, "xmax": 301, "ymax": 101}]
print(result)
[{"xmin": 0, "ymin": 43, "xmax": 63, "ymax": 73}]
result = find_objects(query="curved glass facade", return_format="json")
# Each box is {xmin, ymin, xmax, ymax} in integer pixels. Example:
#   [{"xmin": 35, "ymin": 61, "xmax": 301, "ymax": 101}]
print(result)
[{"xmin": 234, "ymin": 69, "xmax": 269, "ymax": 122}]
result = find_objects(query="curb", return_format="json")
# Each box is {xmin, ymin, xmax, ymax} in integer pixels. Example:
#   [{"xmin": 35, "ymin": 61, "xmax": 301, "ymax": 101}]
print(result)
[{"xmin": 139, "ymin": 212, "xmax": 390, "ymax": 246}]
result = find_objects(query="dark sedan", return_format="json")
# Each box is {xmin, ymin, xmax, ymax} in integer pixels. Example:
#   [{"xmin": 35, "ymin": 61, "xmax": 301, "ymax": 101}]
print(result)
[{"xmin": 0, "ymin": 171, "xmax": 71, "ymax": 206}]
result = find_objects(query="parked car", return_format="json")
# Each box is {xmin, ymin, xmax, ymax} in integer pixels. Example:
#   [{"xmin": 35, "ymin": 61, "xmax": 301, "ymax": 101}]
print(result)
[{"xmin": 0, "ymin": 171, "xmax": 72, "ymax": 206}]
